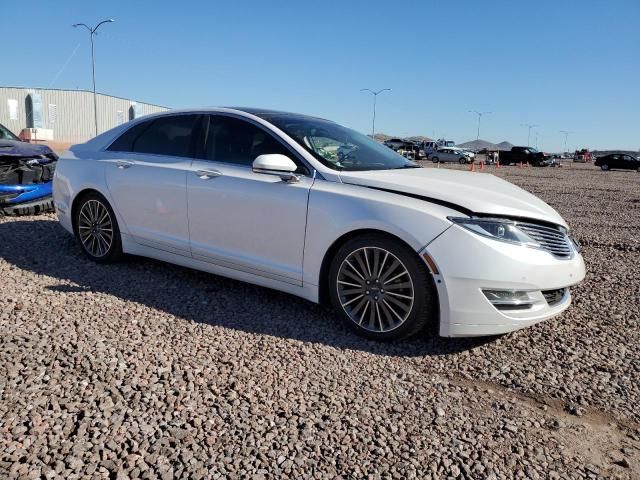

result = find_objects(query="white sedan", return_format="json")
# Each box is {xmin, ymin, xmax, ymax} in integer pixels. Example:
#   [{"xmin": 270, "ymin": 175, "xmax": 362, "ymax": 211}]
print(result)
[
  {"xmin": 430, "ymin": 147, "xmax": 474, "ymax": 164},
  {"xmin": 53, "ymin": 108, "xmax": 585, "ymax": 340}
]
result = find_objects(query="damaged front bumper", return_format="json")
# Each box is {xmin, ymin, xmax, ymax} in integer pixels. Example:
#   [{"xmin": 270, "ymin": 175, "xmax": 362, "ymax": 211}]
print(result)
[
  {"xmin": 0, "ymin": 183, "xmax": 54, "ymax": 216},
  {"xmin": 0, "ymin": 141, "xmax": 58, "ymax": 215}
]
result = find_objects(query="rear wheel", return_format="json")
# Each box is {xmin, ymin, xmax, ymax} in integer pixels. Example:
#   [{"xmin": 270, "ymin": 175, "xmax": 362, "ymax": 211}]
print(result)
[
  {"xmin": 328, "ymin": 234, "xmax": 437, "ymax": 341},
  {"xmin": 600, "ymin": 164, "xmax": 609, "ymax": 171},
  {"xmin": 432, "ymin": 156, "xmax": 439, "ymax": 163},
  {"xmin": 74, "ymin": 192, "xmax": 122, "ymax": 263}
]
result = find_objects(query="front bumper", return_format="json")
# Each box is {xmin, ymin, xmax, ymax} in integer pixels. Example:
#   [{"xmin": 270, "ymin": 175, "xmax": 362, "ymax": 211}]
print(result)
[
  {"xmin": 0, "ymin": 182, "xmax": 53, "ymax": 205},
  {"xmin": 424, "ymin": 224, "xmax": 586, "ymax": 337}
]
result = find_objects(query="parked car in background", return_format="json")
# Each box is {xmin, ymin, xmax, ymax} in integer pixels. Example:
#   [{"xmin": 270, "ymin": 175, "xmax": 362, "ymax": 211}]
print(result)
[
  {"xmin": 430, "ymin": 147, "xmax": 473, "ymax": 164},
  {"xmin": 0, "ymin": 122, "xmax": 57, "ymax": 215},
  {"xmin": 499, "ymin": 146, "xmax": 552, "ymax": 166},
  {"xmin": 53, "ymin": 107, "xmax": 585, "ymax": 340},
  {"xmin": 383, "ymin": 138, "xmax": 406, "ymax": 150},
  {"xmin": 384, "ymin": 139, "xmax": 422, "ymax": 160},
  {"xmin": 573, "ymin": 149, "xmax": 593, "ymax": 162},
  {"xmin": 594, "ymin": 153, "xmax": 640, "ymax": 171}
]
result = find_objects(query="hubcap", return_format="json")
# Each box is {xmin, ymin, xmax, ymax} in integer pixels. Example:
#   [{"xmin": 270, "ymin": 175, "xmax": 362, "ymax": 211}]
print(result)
[
  {"xmin": 337, "ymin": 247, "xmax": 414, "ymax": 333},
  {"xmin": 78, "ymin": 200, "xmax": 113, "ymax": 257}
]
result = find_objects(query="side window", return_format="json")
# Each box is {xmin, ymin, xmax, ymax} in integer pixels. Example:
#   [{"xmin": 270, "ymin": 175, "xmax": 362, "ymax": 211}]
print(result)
[
  {"xmin": 130, "ymin": 115, "xmax": 200, "ymax": 158},
  {"xmin": 203, "ymin": 115, "xmax": 308, "ymax": 173},
  {"xmin": 107, "ymin": 120, "xmax": 152, "ymax": 152}
]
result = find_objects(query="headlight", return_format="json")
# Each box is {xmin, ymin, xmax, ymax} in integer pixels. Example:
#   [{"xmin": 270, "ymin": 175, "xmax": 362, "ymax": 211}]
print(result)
[{"xmin": 448, "ymin": 217, "xmax": 540, "ymax": 246}]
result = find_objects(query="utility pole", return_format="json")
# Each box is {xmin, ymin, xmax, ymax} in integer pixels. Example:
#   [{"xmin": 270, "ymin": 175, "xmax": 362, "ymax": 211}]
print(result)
[
  {"xmin": 559, "ymin": 130, "xmax": 574, "ymax": 155},
  {"xmin": 73, "ymin": 19, "xmax": 115, "ymax": 137},
  {"xmin": 360, "ymin": 88, "xmax": 391, "ymax": 139},
  {"xmin": 521, "ymin": 123, "xmax": 538, "ymax": 147},
  {"xmin": 468, "ymin": 110, "xmax": 491, "ymax": 140}
]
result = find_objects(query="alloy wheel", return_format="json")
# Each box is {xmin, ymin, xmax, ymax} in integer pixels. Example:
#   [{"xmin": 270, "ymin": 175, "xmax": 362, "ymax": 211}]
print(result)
[
  {"xmin": 336, "ymin": 247, "xmax": 414, "ymax": 333},
  {"xmin": 78, "ymin": 199, "xmax": 114, "ymax": 258}
]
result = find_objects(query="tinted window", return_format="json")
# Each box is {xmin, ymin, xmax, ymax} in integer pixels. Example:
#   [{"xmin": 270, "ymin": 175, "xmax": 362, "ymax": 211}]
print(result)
[
  {"xmin": 203, "ymin": 115, "xmax": 303, "ymax": 171},
  {"xmin": 130, "ymin": 115, "xmax": 200, "ymax": 157},
  {"xmin": 107, "ymin": 120, "xmax": 152, "ymax": 152}
]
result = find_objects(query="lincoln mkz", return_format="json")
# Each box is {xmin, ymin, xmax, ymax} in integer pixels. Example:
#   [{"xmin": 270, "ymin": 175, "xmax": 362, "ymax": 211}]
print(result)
[{"xmin": 53, "ymin": 108, "xmax": 585, "ymax": 340}]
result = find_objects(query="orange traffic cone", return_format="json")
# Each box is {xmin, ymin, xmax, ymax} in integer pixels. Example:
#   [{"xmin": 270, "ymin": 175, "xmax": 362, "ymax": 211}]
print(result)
[
  {"xmin": 496, "ymin": 161, "xmax": 501, "ymax": 169},
  {"xmin": 470, "ymin": 162, "xmax": 475, "ymax": 172}
]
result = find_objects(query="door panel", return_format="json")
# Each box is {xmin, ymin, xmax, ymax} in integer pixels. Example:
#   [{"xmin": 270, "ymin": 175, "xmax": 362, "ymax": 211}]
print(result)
[
  {"xmin": 105, "ymin": 154, "xmax": 191, "ymax": 254},
  {"xmin": 187, "ymin": 162, "xmax": 312, "ymax": 283}
]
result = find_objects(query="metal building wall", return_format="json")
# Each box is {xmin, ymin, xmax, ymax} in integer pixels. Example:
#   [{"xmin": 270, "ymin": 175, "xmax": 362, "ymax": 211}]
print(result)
[{"xmin": 0, "ymin": 87, "xmax": 168, "ymax": 144}]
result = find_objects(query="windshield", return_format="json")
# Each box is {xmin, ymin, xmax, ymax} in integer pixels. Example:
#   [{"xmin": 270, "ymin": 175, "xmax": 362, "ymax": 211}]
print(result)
[
  {"xmin": 263, "ymin": 115, "xmax": 417, "ymax": 171},
  {"xmin": 0, "ymin": 123, "xmax": 20, "ymax": 141}
]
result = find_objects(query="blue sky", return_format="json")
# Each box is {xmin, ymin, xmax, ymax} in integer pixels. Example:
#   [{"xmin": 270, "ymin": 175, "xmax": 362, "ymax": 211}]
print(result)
[{"xmin": 3, "ymin": 0, "xmax": 639, "ymax": 151}]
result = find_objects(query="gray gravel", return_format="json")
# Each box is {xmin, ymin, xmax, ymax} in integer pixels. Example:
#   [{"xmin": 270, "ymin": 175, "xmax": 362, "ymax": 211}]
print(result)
[{"xmin": 1, "ymin": 162, "xmax": 639, "ymax": 478}]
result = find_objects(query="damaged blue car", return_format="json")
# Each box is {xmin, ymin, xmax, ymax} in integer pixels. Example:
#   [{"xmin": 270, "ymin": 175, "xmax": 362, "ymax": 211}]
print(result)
[{"xmin": 0, "ymin": 122, "xmax": 57, "ymax": 216}]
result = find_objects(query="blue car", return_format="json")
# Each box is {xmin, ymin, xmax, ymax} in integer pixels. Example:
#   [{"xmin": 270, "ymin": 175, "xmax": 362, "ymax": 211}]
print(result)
[{"xmin": 0, "ymin": 122, "xmax": 57, "ymax": 216}]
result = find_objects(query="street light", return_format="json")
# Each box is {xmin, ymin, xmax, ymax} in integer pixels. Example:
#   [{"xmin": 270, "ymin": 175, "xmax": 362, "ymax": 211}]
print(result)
[
  {"xmin": 521, "ymin": 123, "xmax": 538, "ymax": 147},
  {"xmin": 73, "ymin": 19, "xmax": 115, "ymax": 136},
  {"xmin": 360, "ymin": 88, "xmax": 391, "ymax": 139},
  {"xmin": 559, "ymin": 130, "xmax": 574, "ymax": 155},
  {"xmin": 468, "ymin": 110, "xmax": 491, "ymax": 140}
]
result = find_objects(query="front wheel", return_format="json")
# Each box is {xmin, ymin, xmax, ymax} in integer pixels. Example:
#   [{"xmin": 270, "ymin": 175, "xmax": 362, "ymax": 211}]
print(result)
[
  {"xmin": 328, "ymin": 234, "xmax": 437, "ymax": 341},
  {"xmin": 74, "ymin": 192, "xmax": 123, "ymax": 263},
  {"xmin": 459, "ymin": 158, "xmax": 466, "ymax": 164},
  {"xmin": 600, "ymin": 164, "xmax": 609, "ymax": 171}
]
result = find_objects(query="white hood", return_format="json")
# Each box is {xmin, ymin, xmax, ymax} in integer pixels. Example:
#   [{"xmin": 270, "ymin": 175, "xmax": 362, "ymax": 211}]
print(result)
[{"xmin": 339, "ymin": 168, "xmax": 568, "ymax": 228}]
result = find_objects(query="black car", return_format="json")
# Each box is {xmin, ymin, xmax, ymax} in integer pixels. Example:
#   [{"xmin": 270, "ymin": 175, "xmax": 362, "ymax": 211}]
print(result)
[{"xmin": 594, "ymin": 153, "xmax": 640, "ymax": 172}]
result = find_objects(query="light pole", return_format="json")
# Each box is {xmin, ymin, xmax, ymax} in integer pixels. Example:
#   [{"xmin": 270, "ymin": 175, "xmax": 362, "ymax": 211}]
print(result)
[
  {"xmin": 468, "ymin": 110, "xmax": 491, "ymax": 140},
  {"xmin": 534, "ymin": 131, "xmax": 542, "ymax": 150},
  {"xmin": 559, "ymin": 130, "xmax": 574, "ymax": 155},
  {"xmin": 360, "ymin": 88, "xmax": 391, "ymax": 139},
  {"xmin": 521, "ymin": 123, "xmax": 538, "ymax": 147},
  {"xmin": 73, "ymin": 19, "xmax": 115, "ymax": 136}
]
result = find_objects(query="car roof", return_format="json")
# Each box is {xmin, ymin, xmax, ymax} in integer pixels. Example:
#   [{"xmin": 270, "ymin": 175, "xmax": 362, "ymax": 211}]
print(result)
[{"xmin": 226, "ymin": 107, "xmax": 332, "ymax": 123}]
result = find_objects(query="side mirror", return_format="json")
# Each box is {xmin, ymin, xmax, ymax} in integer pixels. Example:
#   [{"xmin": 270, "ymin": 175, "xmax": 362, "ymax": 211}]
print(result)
[{"xmin": 252, "ymin": 154, "xmax": 300, "ymax": 183}]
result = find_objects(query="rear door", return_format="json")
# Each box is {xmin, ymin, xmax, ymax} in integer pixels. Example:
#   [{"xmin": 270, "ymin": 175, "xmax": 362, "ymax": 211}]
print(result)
[
  {"xmin": 186, "ymin": 114, "xmax": 313, "ymax": 284},
  {"xmin": 105, "ymin": 114, "xmax": 202, "ymax": 255}
]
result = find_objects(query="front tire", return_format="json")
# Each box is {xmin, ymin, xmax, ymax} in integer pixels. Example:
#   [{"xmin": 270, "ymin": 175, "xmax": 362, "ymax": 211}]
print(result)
[
  {"xmin": 74, "ymin": 192, "xmax": 122, "ymax": 263},
  {"xmin": 328, "ymin": 234, "xmax": 437, "ymax": 341}
]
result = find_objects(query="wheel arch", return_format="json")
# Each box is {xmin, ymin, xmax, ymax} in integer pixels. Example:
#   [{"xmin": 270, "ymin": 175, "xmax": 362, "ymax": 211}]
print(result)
[
  {"xmin": 70, "ymin": 188, "xmax": 109, "ymax": 235},
  {"xmin": 317, "ymin": 228, "xmax": 432, "ymax": 307}
]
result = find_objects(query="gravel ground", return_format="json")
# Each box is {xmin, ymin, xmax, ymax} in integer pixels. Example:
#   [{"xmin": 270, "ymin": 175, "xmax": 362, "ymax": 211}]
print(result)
[{"xmin": 1, "ymin": 162, "xmax": 639, "ymax": 479}]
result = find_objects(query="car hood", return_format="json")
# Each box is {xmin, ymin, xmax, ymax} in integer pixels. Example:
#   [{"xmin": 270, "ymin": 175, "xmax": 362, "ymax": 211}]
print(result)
[
  {"xmin": 0, "ymin": 140, "xmax": 57, "ymax": 159},
  {"xmin": 339, "ymin": 167, "xmax": 568, "ymax": 228}
]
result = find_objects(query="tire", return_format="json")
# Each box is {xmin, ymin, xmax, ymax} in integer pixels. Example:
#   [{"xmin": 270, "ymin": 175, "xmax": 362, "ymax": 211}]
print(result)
[
  {"xmin": 600, "ymin": 164, "xmax": 609, "ymax": 171},
  {"xmin": 432, "ymin": 156, "xmax": 439, "ymax": 163},
  {"xmin": 328, "ymin": 234, "xmax": 438, "ymax": 341},
  {"xmin": 459, "ymin": 158, "xmax": 466, "ymax": 164},
  {"xmin": 74, "ymin": 192, "xmax": 123, "ymax": 263}
]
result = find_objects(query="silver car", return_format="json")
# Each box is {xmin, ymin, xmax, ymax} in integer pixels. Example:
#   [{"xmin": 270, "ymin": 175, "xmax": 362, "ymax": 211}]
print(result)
[{"xmin": 430, "ymin": 147, "xmax": 473, "ymax": 164}]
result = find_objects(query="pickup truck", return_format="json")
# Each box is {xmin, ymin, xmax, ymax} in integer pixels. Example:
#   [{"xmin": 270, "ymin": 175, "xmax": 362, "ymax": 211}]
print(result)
[{"xmin": 498, "ymin": 146, "xmax": 551, "ymax": 166}]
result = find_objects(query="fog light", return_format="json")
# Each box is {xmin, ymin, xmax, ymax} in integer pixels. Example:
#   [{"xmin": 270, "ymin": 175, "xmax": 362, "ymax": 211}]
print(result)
[{"xmin": 483, "ymin": 290, "xmax": 537, "ymax": 310}]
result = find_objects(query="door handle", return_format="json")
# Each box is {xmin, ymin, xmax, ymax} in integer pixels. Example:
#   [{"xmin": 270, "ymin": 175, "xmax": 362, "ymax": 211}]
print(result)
[
  {"xmin": 116, "ymin": 160, "xmax": 134, "ymax": 169},
  {"xmin": 196, "ymin": 169, "xmax": 222, "ymax": 180}
]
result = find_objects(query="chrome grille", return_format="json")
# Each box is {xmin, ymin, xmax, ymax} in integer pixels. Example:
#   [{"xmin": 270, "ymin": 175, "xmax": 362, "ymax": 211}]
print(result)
[
  {"xmin": 542, "ymin": 288, "xmax": 567, "ymax": 306},
  {"xmin": 517, "ymin": 222, "xmax": 573, "ymax": 258}
]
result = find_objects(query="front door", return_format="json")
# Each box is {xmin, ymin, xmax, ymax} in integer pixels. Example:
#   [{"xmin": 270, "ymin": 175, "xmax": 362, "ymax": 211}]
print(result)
[{"xmin": 187, "ymin": 115, "xmax": 313, "ymax": 284}]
